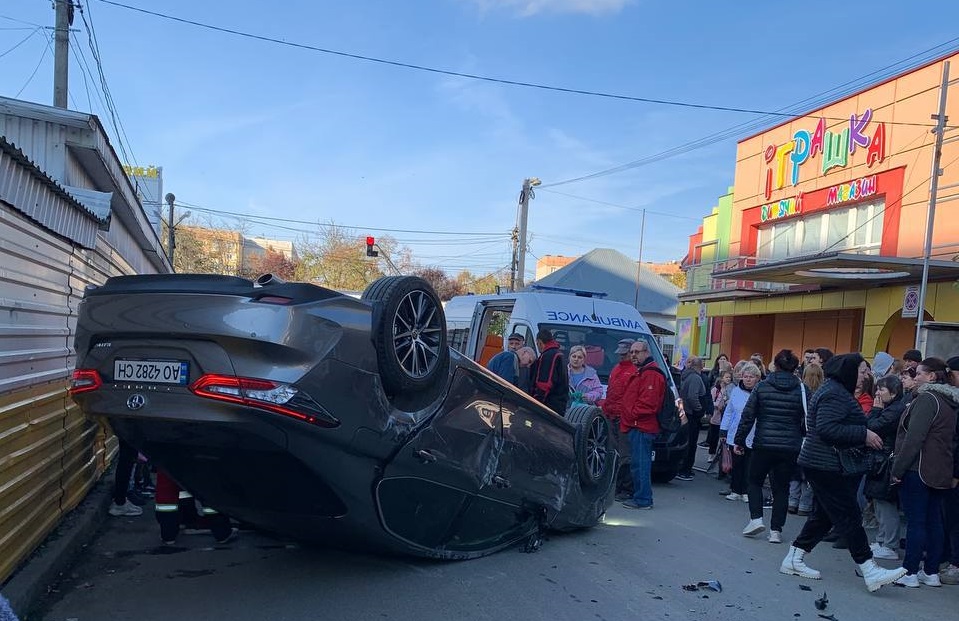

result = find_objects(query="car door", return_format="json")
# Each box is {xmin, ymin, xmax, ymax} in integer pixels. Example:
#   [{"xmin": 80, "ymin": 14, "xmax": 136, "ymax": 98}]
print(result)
[
  {"xmin": 497, "ymin": 388, "xmax": 576, "ymax": 517},
  {"xmin": 376, "ymin": 368, "xmax": 508, "ymax": 553}
]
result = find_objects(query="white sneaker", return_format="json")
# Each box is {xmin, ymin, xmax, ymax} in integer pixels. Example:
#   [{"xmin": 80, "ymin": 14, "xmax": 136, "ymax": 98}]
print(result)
[
  {"xmin": 918, "ymin": 570, "xmax": 942, "ymax": 587},
  {"xmin": 725, "ymin": 492, "xmax": 742, "ymax": 501},
  {"xmin": 859, "ymin": 559, "xmax": 907, "ymax": 592},
  {"xmin": 768, "ymin": 530, "xmax": 782, "ymax": 544},
  {"xmin": 871, "ymin": 545, "xmax": 899, "ymax": 560},
  {"xmin": 896, "ymin": 573, "xmax": 920, "ymax": 588},
  {"xmin": 780, "ymin": 545, "xmax": 821, "ymax": 579},
  {"xmin": 742, "ymin": 518, "xmax": 765, "ymax": 537},
  {"xmin": 108, "ymin": 500, "xmax": 143, "ymax": 517}
]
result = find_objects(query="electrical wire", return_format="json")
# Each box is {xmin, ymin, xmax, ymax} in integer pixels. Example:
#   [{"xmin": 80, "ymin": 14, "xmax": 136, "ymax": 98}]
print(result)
[
  {"xmin": 77, "ymin": 1, "xmax": 139, "ymax": 168},
  {"xmin": 754, "ymin": 129, "xmax": 933, "ymax": 256},
  {"xmin": 69, "ymin": 37, "xmax": 96, "ymax": 112},
  {"xmin": 539, "ymin": 38, "xmax": 959, "ymax": 189},
  {"xmin": 176, "ymin": 200, "xmax": 508, "ymax": 236},
  {"xmin": 15, "ymin": 31, "xmax": 51, "ymax": 97},
  {"xmin": 0, "ymin": 26, "xmax": 40, "ymax": 59},
  {"xmin": 96, "ymin": 0, "xmax": 943, "ymax": 129},
  {"xmin": 816, "ymin": 151, "xmax": 959, "ymax": 257},
  {"xmin": 536, "ymin": 188, "xmax": 702, "ymax": 220},
  {"xmin": 0, "ymin": 14, "xmax": 43, "ymax": 28}
]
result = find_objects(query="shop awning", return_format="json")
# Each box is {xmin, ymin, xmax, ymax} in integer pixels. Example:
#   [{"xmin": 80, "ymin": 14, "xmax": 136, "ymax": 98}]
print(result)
[{"xmin": 712, "ymin": 252, "xmax": 959, "ymax": 287}]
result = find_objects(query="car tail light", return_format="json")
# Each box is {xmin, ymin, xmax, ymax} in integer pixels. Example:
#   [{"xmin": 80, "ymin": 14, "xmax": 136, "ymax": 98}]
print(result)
[
  {"xmin": 189, "ymin": 374, "xmax": 338, "ymax": 427},
  {"xmin": 70, "ymin": 369, "xmax": 103, "ymax": 394}
]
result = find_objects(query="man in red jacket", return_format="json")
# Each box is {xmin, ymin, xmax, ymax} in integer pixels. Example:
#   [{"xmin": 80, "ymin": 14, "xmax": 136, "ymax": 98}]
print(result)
[
  {"xmin": 603, "ymin": 338, "xmax": 637, "ymax": 499},
  {"xmin": 620, "ymin": 340, "xmax": 665, "ymax": 509}
]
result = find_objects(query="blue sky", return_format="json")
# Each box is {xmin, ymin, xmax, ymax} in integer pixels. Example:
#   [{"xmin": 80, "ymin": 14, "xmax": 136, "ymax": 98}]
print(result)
[{"xmin": 3, "ymin": 0, "xmax": 959, "ymax": 280}]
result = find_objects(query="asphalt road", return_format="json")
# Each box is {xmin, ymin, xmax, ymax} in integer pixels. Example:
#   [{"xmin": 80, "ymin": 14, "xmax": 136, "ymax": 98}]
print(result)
[{"xmin": 37, "ymin": 464, "xmax": 959, "ymax": 621}]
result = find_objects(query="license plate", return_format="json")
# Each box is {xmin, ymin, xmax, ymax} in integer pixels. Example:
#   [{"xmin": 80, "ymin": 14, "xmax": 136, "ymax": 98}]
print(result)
[
  {"xmin": 651, "ymin": 450, "xmax": 657, "ymax": 461},
  {"xmin": 114, "ymin": 359, "xmax": 189, "ymax": 385}
]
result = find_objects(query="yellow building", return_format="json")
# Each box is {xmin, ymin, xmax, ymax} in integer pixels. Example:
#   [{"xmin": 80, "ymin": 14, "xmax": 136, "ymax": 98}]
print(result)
[{"xmin": 678, "ymin": 53, "xmax": 959, "ymax": 366}]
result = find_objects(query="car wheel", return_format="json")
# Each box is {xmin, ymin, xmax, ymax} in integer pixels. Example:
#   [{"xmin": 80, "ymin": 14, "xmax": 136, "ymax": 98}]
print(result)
[
  {"xmin": 566, "ymin": 405, "xmax": 613, "ymax": 487},
  {"xmin": 362, "ymin": 276, "xmax": 449, "ymax": 395}
]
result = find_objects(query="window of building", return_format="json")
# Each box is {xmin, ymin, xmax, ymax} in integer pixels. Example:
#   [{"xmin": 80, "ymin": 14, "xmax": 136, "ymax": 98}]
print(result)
[{"xmin": 756, "ymin": 198, "xmax": 884, "ymax": 261}]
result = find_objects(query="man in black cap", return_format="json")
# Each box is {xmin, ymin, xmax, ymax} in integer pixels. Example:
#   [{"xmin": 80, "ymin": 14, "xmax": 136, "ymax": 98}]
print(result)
[
  {"xmin": 946, "ymin": 355, "xmax": 959, "ymax": 388},
  {"xmin": 487, "ymin": 333, "xmax": 524, "ymax": 385},
  {"xmin": 902, "ymin": 349, "xmax": 923, "ymax": 372}
]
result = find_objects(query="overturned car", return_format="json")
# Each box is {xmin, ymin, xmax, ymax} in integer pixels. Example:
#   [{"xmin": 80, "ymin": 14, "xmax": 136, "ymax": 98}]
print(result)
[{"xmin": 70, "ymin": 274, "xmax": 615, "ymax": 559}]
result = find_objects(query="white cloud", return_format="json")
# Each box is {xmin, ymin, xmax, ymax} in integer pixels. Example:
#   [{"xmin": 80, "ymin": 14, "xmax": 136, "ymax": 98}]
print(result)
[{"xmin": 468, "ymin": 0, "xmax": 632, "ymax": 17}]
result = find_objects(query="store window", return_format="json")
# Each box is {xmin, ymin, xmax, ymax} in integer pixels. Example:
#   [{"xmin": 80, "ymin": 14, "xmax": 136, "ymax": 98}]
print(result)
[{"xmin": 756, "ymin": 198, "xmax": 884, "ymax": 261}]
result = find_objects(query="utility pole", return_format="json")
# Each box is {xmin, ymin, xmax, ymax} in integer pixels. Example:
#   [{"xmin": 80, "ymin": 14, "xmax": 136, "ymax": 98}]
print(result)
[
  {"xmin": 509, "ymin": 227, "xmax": 519, "ymax": 292},
  {"xmin": 915, "ymin": 60, "xmax": 950, "ymax": 350},
  {"xmin": 514, "ymin": 177, "xmax": 540, "ymax": 290},
  {"xmin": 53, "ymin": 0, "xmax": 71, "ymax": 108},
  {"xmin": 633, "ymin": 209, "xmax": 647, "ymax": 308},
  {"xmin": 165, "ymin": 193, "xmax": 176, "ymax": 265}
]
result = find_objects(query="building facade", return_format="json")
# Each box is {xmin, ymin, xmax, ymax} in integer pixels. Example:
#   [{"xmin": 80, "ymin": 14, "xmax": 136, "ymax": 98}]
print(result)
[{"xmin": 679, "ymin": 53, "xmax": 959, "ymax": 366}]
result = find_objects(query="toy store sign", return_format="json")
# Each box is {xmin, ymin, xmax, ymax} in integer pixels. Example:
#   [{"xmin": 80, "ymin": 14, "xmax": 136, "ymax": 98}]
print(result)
[
  {"xmin": 825, "ymin": 175, "xmax": 877, "ymax": 207},
  {"xmin": 760, "ymin": 196, "xmax": 802, "ymax": 222},
  {"xmin": 764, "ymin": 109, "xmax": 886, "ymax": 200}
]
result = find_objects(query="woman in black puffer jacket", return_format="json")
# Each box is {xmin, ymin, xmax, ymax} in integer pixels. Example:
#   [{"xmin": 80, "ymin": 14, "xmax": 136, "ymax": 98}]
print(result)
[
  {"xmin": 734, "ymin": 349, "xmax": 805, "ymax": 543},
  {"xmin": 779, "ymin": 354, "xmax": 907, "ymax": 592},
  {"xmin": 864, "ymin": 375, "xmax": 907, "ymax": 559}
]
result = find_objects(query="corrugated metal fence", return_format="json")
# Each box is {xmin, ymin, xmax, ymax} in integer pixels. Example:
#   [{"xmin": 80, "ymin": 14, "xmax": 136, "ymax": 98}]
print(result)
[{"xmin": 0, "ymin": 202, "xmax": 126, "ymax": 584}]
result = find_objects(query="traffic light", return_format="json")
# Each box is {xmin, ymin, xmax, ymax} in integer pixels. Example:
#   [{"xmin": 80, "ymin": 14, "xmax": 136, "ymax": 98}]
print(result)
[{"xmin": 366, "ymin": 236, "xmax": 378, "ymax": 257}]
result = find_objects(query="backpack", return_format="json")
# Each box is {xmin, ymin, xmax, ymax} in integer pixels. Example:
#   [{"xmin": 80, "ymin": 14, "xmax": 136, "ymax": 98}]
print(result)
[
  {"xmin": 533, "ymin": 351, "xmax": 559, "ymax": 400},
  {"xmin": 640, "ymin": 365, "xmax": 682, "ymax": 434}
]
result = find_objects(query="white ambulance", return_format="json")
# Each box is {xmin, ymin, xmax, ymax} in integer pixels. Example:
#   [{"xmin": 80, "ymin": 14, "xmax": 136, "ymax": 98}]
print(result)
[{"xmin": 444, "ymin": 285, "xmax": 687, "ymax": 481}]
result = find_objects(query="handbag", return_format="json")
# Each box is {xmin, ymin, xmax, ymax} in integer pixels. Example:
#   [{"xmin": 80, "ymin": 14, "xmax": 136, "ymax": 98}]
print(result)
[
  {"xmin": 720, "ymin": 440, "xmax": 733, "ymax": 474},
  {"xmin": 864, "ymin": 451, "xmax": 897, "ymax": 501},
  {"xmin": 836, "ymin": 446, "xmax": 885, "ymax": 476}
]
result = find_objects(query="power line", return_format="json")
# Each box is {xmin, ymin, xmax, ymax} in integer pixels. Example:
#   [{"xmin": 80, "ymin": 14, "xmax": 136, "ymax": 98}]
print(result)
[
  {"xmin": 77, "ymin": 1, "xmax": 139, "ymax": 167},
  {"xmin": 0, "ymin": 26, "xmax": 40, "ymax": 59},
  {"xmin": 537, "ymin": 188, "xmax": 701, "ymax": 220},
  {"xmin": 177, "ymin": 200, "xmax": 508, "ymax": 236},
  {"xmin": 540, "ymin": 38, "xmax": 959, "ymax": 189},
  {"xmin": 15, "ymin": 31, "xmax": 51, "ymax": 98},
  {"xmin": 0, "ymin": 14, "xmax": 43, "ymax": 28},
  {"xmin": 96, "ymin": 0, "xmax": 941, "ymax": 128}
]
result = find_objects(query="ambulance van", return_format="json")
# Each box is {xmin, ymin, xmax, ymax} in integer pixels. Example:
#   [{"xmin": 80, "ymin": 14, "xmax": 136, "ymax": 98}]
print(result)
[{"xmin": 444, "ymin": 286, "xmax": 687, "ymax": 482}]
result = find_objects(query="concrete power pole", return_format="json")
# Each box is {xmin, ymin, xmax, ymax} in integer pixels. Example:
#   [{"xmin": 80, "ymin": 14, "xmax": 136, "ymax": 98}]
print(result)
[
  {"xmin": 915, "ymin": 60, "xmax": 950, "ymax": 350},
  {"xmin": 165, "ymin": 193, "xmax": 176, "ymax": 266},
  {"xmin": 514, "ymin": 177, "xmax": 540, "ymax": 290},
  {"xmin": 53, "ymin": 0, "xmax": 71, "ymax": 109}
]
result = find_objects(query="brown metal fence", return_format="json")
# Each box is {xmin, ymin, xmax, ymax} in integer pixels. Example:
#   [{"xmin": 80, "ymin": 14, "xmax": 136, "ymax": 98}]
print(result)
[{"xmin": 0, "ymin": 203, "xmax": 128, "ymax": 584}]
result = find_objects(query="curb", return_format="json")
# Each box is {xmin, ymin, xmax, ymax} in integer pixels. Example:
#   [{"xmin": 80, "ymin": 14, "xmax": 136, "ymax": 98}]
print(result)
[{"xmin": 3, "ymin": 471, "xmax": 115, "ymax": 620}]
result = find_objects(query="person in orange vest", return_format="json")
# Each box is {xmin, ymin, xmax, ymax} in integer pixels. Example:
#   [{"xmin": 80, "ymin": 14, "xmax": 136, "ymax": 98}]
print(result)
[{"xmin": 155, "ymin": 470, "xmax": 237, "ymax": 545}]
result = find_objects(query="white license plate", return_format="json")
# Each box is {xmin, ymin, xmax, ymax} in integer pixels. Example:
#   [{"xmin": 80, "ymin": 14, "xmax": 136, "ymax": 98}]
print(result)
[
  {"xmin": 651, "ymin": 450, "xmax": 657, "ymax": 461},
  {"xmin": 114, "ymin": 359, "xmax": 189, "ymax": 385}
]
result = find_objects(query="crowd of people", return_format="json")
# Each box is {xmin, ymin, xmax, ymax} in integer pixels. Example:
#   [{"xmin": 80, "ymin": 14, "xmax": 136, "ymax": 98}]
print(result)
[
  {"xmin": 690, "ymin": 346, "xmax": 959, "ymax": 593},
  {"xmin": 487, "ymin": 332, "xmax": 959, "ymax": 594}
]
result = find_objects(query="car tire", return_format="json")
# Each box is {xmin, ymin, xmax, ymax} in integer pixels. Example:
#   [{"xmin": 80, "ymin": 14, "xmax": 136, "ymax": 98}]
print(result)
[
  {"xmin": 566, "ymin": 405, "xmax": 613, "ymax": 487},
  {"xmin": 362, "ymin": 276, "xmax": 449, "ymax": 395}
]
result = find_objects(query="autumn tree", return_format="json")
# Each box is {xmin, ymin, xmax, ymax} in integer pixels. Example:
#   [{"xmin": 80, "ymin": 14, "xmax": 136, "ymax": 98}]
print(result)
[
  {"xmin": 412, "ymin": 267, "xmax": 464, "ymax": 301},
  {"xmin": 248, "ymin": 248, "xmax": 298, "ymax": 280},
  {"xmin": 665, "ymin": 270, "xmax": 687, "ymax": 290},
  {"xmin": 170, "ymin": 224, "xmax": 245, "ymax": 276}
]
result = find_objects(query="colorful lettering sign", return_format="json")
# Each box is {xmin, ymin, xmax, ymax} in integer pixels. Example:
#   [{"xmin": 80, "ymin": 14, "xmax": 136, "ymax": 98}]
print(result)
[
  {"xmin": 760, "ymin": 195, "xmax": 803, "ymax": 222},
  {"xmin": 764, "ymin": 110, "xmax": 886, "ymax": 200},
  {"xmin": 123, "ymin": 164, "xmax": 160, "ymax": 178},
  {"xmin": 825, "ymin": 175, "xmax": 878, "ymax": 207}
]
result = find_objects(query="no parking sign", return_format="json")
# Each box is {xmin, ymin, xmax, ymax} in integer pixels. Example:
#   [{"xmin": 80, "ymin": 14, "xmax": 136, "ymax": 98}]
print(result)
[{"xmin": 902, "ymin": 286, "xmax": 920, "ymax": 318}]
